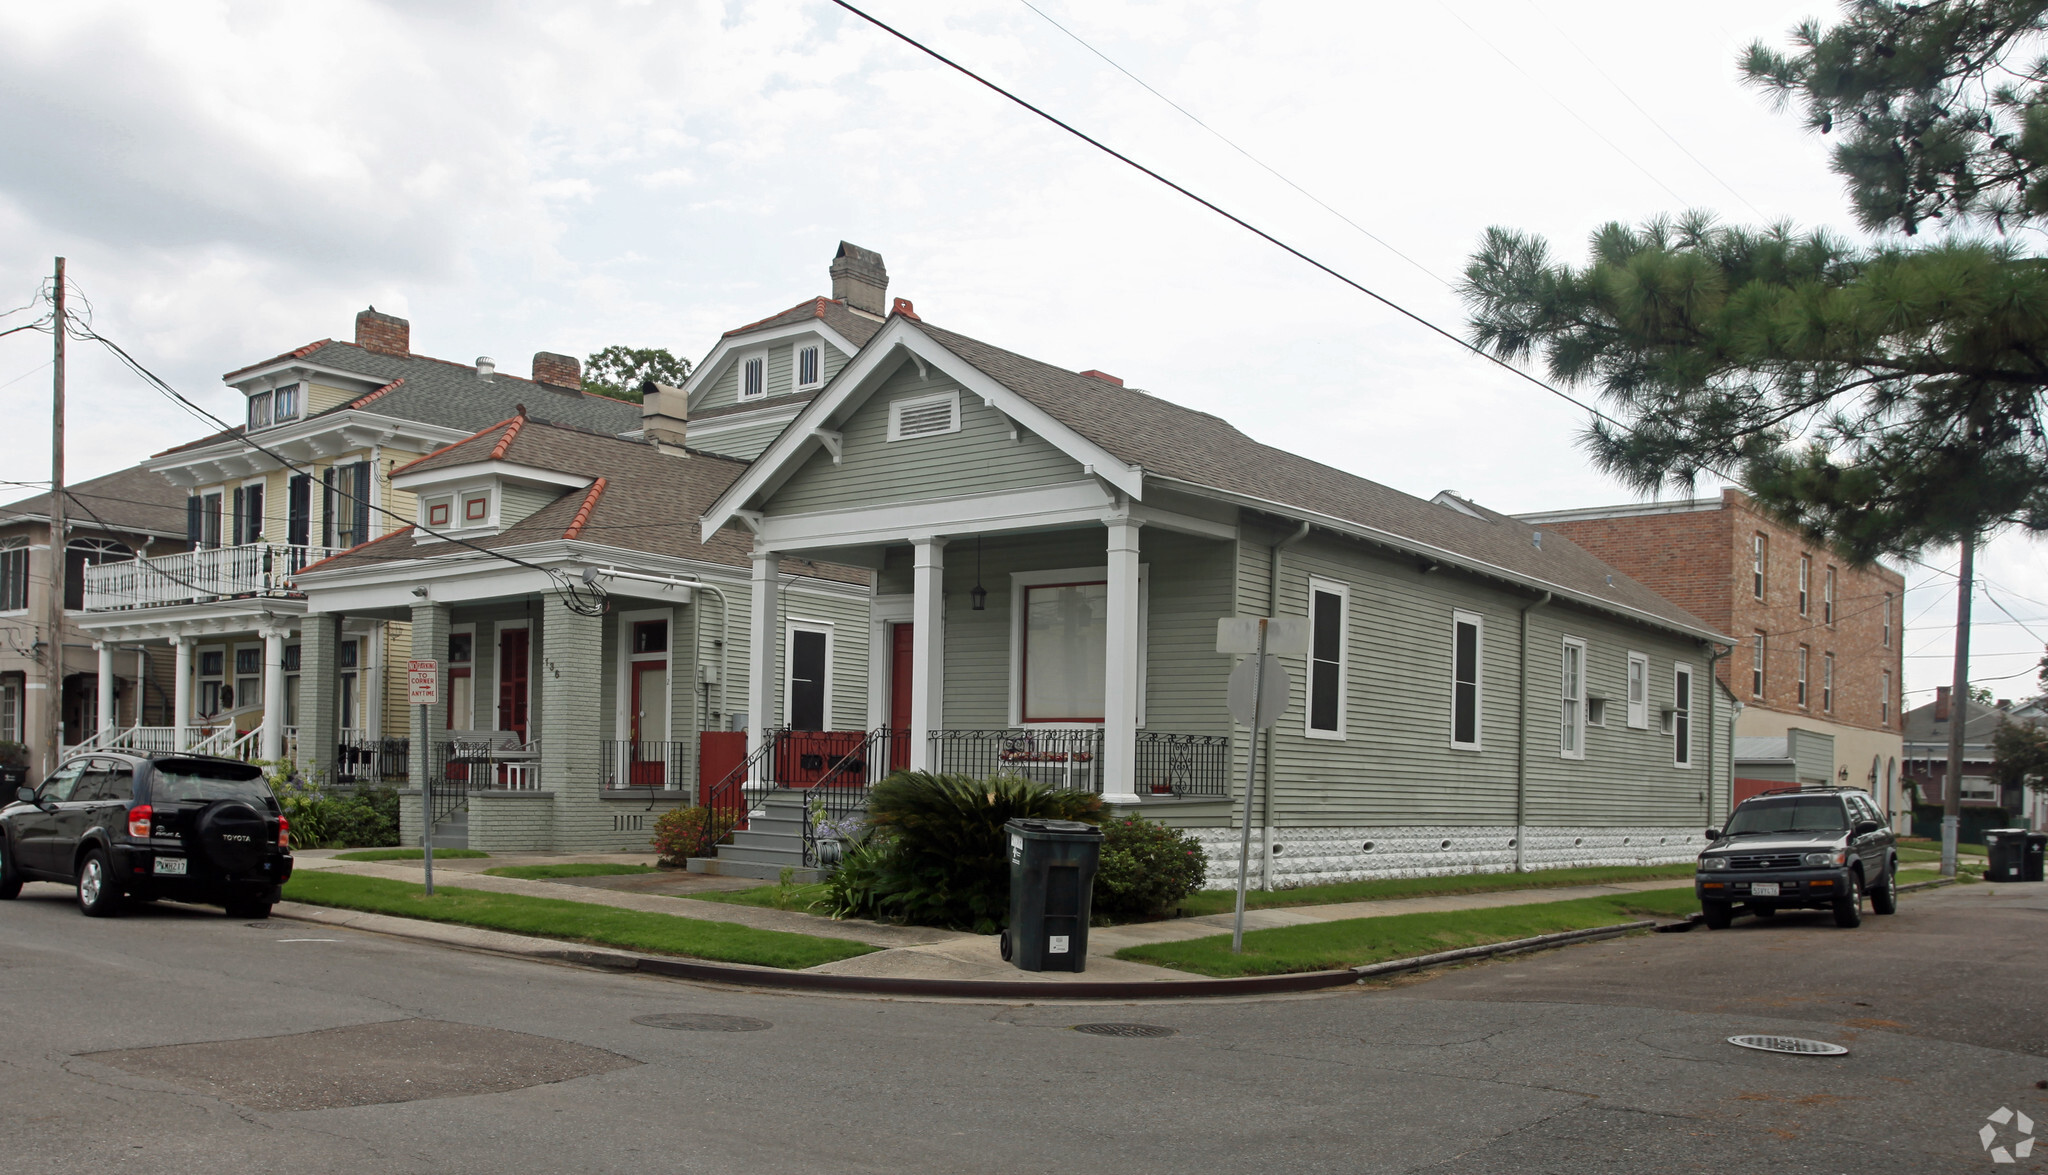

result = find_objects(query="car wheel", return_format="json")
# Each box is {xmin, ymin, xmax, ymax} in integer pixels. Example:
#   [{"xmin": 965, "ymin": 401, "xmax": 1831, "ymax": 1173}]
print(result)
[
  {"xmin": 1833, "ymin": 873, "xmax": 1863, "ymax": 928},
  {"xmin": 1702, "ymin": 900, "xmax": 1733, "ymax": 930},
  {"xmin": 76, "ymin": 848, "xmax": 123, "ymax": 918},
  {"xmin": 0, "ymin": 837, "xmax": 21, "ymax": 901},
  {"xmin": 1751, "ymin": 904, "xmax": 1776, "ymax": 918},
  {"xmin": 1869, "ymin": 861, "xmax": 1898, "ymax": 915}
]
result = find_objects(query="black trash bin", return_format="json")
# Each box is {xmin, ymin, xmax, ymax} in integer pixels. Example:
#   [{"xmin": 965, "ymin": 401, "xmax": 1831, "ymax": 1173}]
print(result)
[
  {"xmin": 2026, "ymin": 833, "xmax": 2047, "ymax": 883},
  {"xmin": 0, "ymin": 766, "xmax": 23, "ymax": 794},
  {"xmin": 1985, "ymin": 829, "xmax": 2029, "ymax": 882},
  {"xmin": 1000, "ymin": 818, "xmax": 1103, "ymax": 973}
]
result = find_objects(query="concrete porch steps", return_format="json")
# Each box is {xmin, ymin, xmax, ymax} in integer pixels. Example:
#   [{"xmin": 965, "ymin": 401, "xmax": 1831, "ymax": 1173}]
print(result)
[{"xmin": 685, "ymin": 790, "xmax": 821, "ymax": 883}]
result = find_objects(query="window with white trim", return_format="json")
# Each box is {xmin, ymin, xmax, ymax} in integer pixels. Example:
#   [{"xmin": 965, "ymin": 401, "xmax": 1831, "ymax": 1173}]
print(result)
[
  {"xmin": 273, "ymin": 382, "xmax": 300, "ymax": 422},
  {"xmin": 887, "ymin": 390, "xmax": 961, "ymax": 441},
  {"xmin": 740, "ymin": 355, "xmax": 766, "ymax": 400},
  {"xmin": 1882, "ymin": 593, "xmax": 1893, "ymax": 646},
  {"xmin": 198, "ymin": 648, "xmax": 226, "ymax": 719},
  {"xmin": 795, "ymin": 343, "xmax": 822, "ymax": 390},
  {"xmin": 1626, "ymin": 651, "xmax": 1649, "ymax": 728},
  {"xmin": 1823, "ymin": 565, "xmax": 1836, "ymax": 625},
  {"xmin": 785, "ymin": 621, "xmax": 832, "ymax": 731},
  {"xmin": 247, "ymin": 390, "xmax": 272, "ymax": 431},
  {"xmin": 1751, "ymin": 632, "xmax": 1766, "ymax": 698},
  {"xmin": 1450, "ymin": 611, "xmax": 1482, "ymax": 750},
  {"xmin": 1752, "ymin": 533, "xmax": 1767, "ymax": 599},
  {"xmin": 0, "ymin": 538, "xmax": 25, "ymax": 611},
  {"xmin": 0, "ymin": 672, "xmax": 20, "ymax": 745},
  {"xmin": 1880, "ymin": 669, "xmax": 1891, "ymax": 727},
  {"xmin": 1307, "ymin": 578, "xmax": 1348, "ymax": 738},
  {"xmin": 1796, "ymin": 645, "xmax": 1810, "ymax": 707},
  {"xmin": 1559, "ymin": 637, "xmax": 1586, "ymax": 758},
  {"xmin": 1673, "ymin": 663, "xmax": 1694, "ymax": 767},
  {"xmin": 1798, "ymin": 554, "xmax": 1811, "ymax": 615},
  {"xmin": 234, "ymin": 646, "xmax": 261, "ymax": 714},
  {"xmin": 1822, "ymin": 651, "xmax": 1835, "ymax": 712},
  {"xmin": 1022, "ymin": 582, "xmax": 1107, "ymax": 722}
]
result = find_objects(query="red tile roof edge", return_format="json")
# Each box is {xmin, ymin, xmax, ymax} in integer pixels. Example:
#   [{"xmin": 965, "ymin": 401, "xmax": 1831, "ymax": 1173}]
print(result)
[
  {"xmin": 297, "ymin": 524, "xmax": 416, "ymax": 576},
  {"xmin": 561, "ymin": 476, "xmax": 609, "ymax": 540},
  {"xmin": 348, "ymin": 377, "xmax": 405, "ymax": 409},
  {"xmin": 723, "ymin": 297, "xmax": 843, "ymax": 337},
  {"xmin": 221, "ymin": 339, "xmax": 333, "ymax": 381},
  {"xmin": 390, "ymin": 414, "xmax": 522, "ymax": 476},
  {"xmin": 488, "ymin": 413, "xmax": 527, "ymax": 460}
]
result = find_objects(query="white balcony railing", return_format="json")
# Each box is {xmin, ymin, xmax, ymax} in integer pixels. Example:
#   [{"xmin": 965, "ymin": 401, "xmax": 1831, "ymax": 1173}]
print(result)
[{"xmin": 83, "ymin": 543, "xmax": 342, "ymax": 611}]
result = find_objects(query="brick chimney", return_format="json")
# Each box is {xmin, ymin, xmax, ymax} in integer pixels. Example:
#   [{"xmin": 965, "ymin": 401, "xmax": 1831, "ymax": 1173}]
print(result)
[
  {"xmin": 532, "ymin": 351, "xmax": 581, "ymax": 390},
  {"xmin": 1935, "ymin": 685, "xmax": 1952, "ymax": 722},
  {"xmin": 355, "ymin": 307, "xmax": 410, "ymax": 356},
  {"xmin": 641, "ymin": 381, "xmax": 689, "ymax": 456},
  {"xmin": 830, "ymin": 242, "xmax": 888, "ymax": 318}
]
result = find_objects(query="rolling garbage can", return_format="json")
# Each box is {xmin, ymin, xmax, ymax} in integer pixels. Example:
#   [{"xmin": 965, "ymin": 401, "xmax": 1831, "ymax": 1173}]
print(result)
[
  {"xmin": 1985, "ymin": 829, "xmax": 2029, "ymax": 882},
  {"xmin": 999, "ymin": 818, "xmax": 1103, "ymax": 973},
  {"xmin": 2026, "ymin": 833, "xmax": 2047, "ymax": 883}
]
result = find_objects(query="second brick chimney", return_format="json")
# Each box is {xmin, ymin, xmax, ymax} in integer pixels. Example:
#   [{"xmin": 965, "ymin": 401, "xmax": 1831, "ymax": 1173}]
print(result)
[
  {"xmin": 355, "ymin": 307, "xmax": 410, "ymax": 356},
  {"xmin": 641, "ymin": 381, "xmax": 689, "ymax": 456},
  {"xmin": 1935, "ymin": 685, "xmax": 1952, "ymax": 722},
  {"xmin": 830, "ymin": 242, "xmax": 888, "ymax": 317},
  {"xmin": 533, "ymin": 351, "xmax": 581, "ymax": 390}
]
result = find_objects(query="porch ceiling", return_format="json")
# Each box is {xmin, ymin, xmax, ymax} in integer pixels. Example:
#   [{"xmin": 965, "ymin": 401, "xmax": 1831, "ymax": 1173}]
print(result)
[
  {"xmin": 76, "ymin": 600, "xmax": 305, "ymax": 643},
  {"xmin": 751, "ymin": 482, "xmax": 1236, "ymax": 554}
]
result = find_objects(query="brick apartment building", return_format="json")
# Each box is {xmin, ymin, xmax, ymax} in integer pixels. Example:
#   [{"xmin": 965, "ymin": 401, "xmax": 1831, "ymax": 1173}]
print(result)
[{"xmin": 1521, "ymin": 489, "xmax": 1907, "ymax": 821}]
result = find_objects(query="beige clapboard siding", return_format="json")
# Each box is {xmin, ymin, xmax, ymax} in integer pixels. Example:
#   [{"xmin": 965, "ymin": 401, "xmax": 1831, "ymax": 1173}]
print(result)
[
  {"xmin": 765, "ymin": 363, "xmax": 1085, "ymax": 515},
  {"xmin": 1234, "ymin": 524, "xmax": 1727, "ymax": 828},
  {"xmin": 689, "ymin": 417, "xmax": 791, "ymax": 462}
]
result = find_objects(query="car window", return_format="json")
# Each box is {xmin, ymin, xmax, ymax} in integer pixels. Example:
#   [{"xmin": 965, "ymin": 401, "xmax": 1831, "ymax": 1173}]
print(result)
[
  {"xmin": 146, "ymin": 761, "xmax": 275, "ymax": 808},
  {"xmin": 38, "ymin": 762, "xmax": 86, "ymax": 803},
  {"xmin": 1725, "ymin": 796, "xmax": 1850, "ymax": 835},
  {"xmin": 80, "ymin": 760, "xmax": 134, "ymax": 803}
]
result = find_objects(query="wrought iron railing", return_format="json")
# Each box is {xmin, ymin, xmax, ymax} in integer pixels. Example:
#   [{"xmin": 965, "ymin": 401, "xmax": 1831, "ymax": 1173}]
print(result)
[
  {"xmin": 437, "ymin": 735, "xmax": 540, "ymax": 793},
  {"xmin": 337, "ymin": 736, "xmax": 409, "ymax": 784},
  {"xmin": 1133, "ymin": 733, "xmax": 1231, "ymax": 798},
  {"xmin": 928, "ymin": 728, "xmax": 1105, "ymax": 792},
  {"xmin": 797, "ymin": 727, "xmax": 898, "ymax": 868},
  {"xmin": 601, "ymin": 740, "xmax": 688, "ymax": 791},
  {"xmin": 82, "ymin": 542, "xmax": 343, "ymax": 611}
]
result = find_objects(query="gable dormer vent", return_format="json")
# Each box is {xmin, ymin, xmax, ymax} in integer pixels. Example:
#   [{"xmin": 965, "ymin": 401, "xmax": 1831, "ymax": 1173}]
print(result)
[{"xmin": 888, "ymin": 389, "xmax": 960, "ymax": 441}]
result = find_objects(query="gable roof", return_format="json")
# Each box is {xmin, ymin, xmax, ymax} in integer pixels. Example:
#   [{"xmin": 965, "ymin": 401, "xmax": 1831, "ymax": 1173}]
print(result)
[
  {"xmin": 306, "ymin": 419, "xmax": 860, "ymax": 584},
  {"xmin": 0, "ymin": 463, "xmax": 192, "ymax": 539},
  {"xmin": 724, "ymin": 297, "xmax": 884, "ymax": 346},
  {"xmin": 711, "ymin": 314, "xmax": 1726, "ymax": 641}
]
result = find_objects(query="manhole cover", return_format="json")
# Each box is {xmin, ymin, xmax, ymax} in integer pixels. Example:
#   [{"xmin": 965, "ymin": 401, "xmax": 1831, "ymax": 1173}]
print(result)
[
  {"xmin": 632, "ymin": 1013, "xmax": 772, "ymax": 1033},
  {"xmin": 1072, "ymin": 1023, "xmax": 1177, "ymax": 1038},
  {"xmin": 1727, "ymin": 1034, "xmax": 1849, "ymax": 1056}
]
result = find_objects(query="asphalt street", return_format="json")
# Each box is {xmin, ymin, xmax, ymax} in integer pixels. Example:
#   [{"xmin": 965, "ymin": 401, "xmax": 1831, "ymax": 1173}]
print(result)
[{"xmin": 2, "ymin": 878, "xmax": 2042, "ymax": 1174}]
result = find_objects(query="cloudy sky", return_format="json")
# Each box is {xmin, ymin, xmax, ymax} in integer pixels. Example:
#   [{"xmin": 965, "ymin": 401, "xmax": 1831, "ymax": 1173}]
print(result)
[{"xmin": 0, "ymin": 0, "xmax": 2041, "ymax": 704}]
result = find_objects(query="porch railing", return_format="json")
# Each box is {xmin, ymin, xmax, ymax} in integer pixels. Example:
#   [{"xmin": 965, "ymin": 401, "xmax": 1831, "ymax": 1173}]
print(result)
[
  {"xmin": 82, "ymin": 542, "xmax": 344, "ymax": 611},
  {"xmin": 697, "ymin": 728, "xmax": 881, "ymax": 826},
  {"xmin": 602, "ymin": 740, "xmax": 687, "ymax": 792},
  {"xmin": 927, "ymin": 728, "xmax": 1104, "ymax": 792},
  {"xmin": 337, "ymin": 736, "xmax": 409, "ymax": 784},
  {"xmin": 1132, "ymin": 733, "xmax": 1232, "ymax": 798}
]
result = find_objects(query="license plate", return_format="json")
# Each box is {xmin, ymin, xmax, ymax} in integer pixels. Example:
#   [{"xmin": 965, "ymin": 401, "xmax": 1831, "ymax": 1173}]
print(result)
[
  {"xmin": 153, "ymin": 857, "xmax": 187, "ymax": 876},
  {"xmin": 1750, "ymin": 881, "xmax": 1779, "ymax": 897}
]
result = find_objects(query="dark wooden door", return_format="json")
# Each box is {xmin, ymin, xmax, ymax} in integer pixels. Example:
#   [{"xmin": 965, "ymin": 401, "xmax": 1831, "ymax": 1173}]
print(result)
[
  {"xmin": 498, "ymin": 628, "xmax": 530, "ymax": 740},
  {"xmin": 889, "ymin": 622, "xmax": 913, "ymax": 771}
]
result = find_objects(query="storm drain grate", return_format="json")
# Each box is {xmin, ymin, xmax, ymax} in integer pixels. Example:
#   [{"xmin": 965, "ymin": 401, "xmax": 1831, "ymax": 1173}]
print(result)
[
  {"xmin": 1072, "ymin": 1023, "xmax": 1177, "ymax": 1038},
  {"xmin": 1727, "ymin": 1034, "xmax": 1849, "ymax": 1056},
  {"xmin": 633, "ymin": 1013, "xmax": 772, "ymax": 1033}
]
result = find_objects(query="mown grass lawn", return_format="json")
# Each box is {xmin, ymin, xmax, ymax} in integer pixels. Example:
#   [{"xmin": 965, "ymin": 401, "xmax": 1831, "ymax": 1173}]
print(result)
[
  {"xmin": 1171, "ymin": 863, "xmax": 1696, "ymax": 918},
  {"xmin": 1117, "ymin": 888, "xmax": 1702, "ymax": 978},
  {"xmin": 281, "ymin": 872, "xmax": 873, "ymax": 969},
  {"xmin": 682, "ymin": 881, "xmax": 833, "ymax": 912},
  {"xmin": 482, "ymin": 863, "xmax": 659, "ymax": 881},
  {"xmin": 332, "ymin": 848, "xmax": 490, "ymax": 862},
  {"xmin": 1896, "ymin": 844, "xmax": 1988, "ymax": 864}
]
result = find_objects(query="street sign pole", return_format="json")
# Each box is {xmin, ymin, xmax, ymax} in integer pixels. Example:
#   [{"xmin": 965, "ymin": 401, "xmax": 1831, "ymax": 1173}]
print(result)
[
  {"xmin": 1232, "ymin": 619, "xmax": 1266, "ymax": 954},
  {"xmin": 408, "ymin": 659, "xmax": 440, "ymax": 895}
]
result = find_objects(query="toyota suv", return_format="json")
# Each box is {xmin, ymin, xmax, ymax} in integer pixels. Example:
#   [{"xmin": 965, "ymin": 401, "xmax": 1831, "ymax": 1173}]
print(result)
[
  {"xmin": 1696, "ymin": 787, "xmax": 1898, "ymax": 929},
  {"xmin": 0, "ymin": 753, "xmax": 292, "ymax": 919}
]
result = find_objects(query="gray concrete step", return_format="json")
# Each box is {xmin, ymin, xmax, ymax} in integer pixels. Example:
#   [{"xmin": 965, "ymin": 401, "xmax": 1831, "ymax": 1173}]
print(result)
[
  {"xmin": 717, "ymin": 844, "xmax": 808, "ymax": 868},
  {"xmin": 683, "ymin": 857, "xmax": 821, "ymax": 883}
]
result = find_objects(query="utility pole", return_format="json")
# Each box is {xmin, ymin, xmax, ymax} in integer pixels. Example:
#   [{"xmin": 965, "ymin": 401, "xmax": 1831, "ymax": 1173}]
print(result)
[
  {"xmin": 42, "ymin": 258, "xmax": 66, "ymax": 779},
  {"xmin": 1941, "ymin": 531, "xmax": 1975, "ymax": 878}
]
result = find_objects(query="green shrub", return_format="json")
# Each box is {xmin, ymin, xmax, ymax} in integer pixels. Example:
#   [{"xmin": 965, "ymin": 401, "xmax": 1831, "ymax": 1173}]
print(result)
[
  {"xmin": 652, "ymin": 805, "xmax": 739, "ymax": 866},
  {"xmin": 1093, "ymin": 815, "xmax": 1208, "ymax": 919},
  {"xmin": 275, "ymin": 778, "xmax": 400, "ymax": 849},
  {"xmin": 0, "ymin": 740, "xmax": 29, "ymax": 770},
  {"xmin": 826, "ymin": 771, "xmax": 1100, "ymax": 932}
]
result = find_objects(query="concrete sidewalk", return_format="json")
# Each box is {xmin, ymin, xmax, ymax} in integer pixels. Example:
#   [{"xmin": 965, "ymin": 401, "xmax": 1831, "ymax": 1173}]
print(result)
[{"xmin": 289, "ymin": 851, "xmax": 1695, "ymax": 985}]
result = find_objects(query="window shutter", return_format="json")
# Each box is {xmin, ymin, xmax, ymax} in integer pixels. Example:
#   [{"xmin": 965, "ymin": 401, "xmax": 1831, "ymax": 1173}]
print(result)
[
  {"xmin": 321, "ymin": 468, "xmax": 335, "ymax": 548},
  {"xmin": 287, "ymin": 474, "xmax": 310, "ymax": 546},
  {"xmin": 186, "ymin": 495, "xmax": 202, "ymax": 548},
  {"xmin": 230, "ymin": 486, "xmax": 245, "ymax": 546},
  {"xmin": 351, "ymin": 462, "xmax": 372, "ymax": 546}
]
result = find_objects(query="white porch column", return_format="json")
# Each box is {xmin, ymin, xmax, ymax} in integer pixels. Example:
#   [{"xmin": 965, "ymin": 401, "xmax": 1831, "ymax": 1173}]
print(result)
[
  {"xmin": 94, "ymin": 642, "xmax": 115, "ymax": 744},
  {"xmin": 132, "ymin": 649, "xmax": 146, "ymax": 731},
  {"xmin": 1102, "ymin": 518, "xmax": 1144, "ymax": 804},
  {"xmin": 173, "ymin": 637, "xmax": 194, "ymax": 750},
  {"xmin": 260, "ymin": 625, "xmax": 288, "ymax": 761},
  {"xmin": 746, "ymin": 549, "xmax": 781, "ymax": 766},
  {"xmin": 907, "ymin": 537, "xmax": 946, "ymax": 772}
]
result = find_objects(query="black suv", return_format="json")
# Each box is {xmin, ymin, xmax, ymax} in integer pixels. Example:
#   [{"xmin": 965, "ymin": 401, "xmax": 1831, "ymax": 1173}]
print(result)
[
  {"xmin": 0, "ymin": 753, "xmax": 293, "ymax": 919},
  {"xmin": 1696, "ymin": 787, "xmax": 1898, "ymax": 930}
]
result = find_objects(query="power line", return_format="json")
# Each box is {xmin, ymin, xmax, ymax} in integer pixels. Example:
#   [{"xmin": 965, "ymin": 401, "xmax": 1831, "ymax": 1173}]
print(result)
[{"xmin": 1014, "ymin": 0, "xmax": 1450, "ymax": 288}]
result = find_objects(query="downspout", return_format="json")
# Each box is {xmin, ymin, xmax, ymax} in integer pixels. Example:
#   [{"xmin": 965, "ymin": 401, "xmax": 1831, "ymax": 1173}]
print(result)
[
  {"xmin": 1515, "ymin": 591, "xmax": 1552, "ymax": 872},
  {"xmin": 1261, "ymin": 520, "xmax": 1312, "ymax": 890}
]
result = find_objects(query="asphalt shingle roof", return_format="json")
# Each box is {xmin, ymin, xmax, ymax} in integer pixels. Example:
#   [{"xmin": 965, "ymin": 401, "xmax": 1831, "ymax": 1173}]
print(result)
[
  {"xmin": 0, "ymin": 463, "xmax": 191, "ymax": 538},
  {"xmin": 914, "ymin": 321, "xmax": 1723, "ymax": 638},
  {"xmin": 723, "ymin": 297, "xmax": 884, "ymax": 347}
]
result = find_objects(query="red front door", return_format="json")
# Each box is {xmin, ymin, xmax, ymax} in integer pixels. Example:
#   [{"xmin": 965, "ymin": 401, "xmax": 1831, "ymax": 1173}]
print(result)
[
  {"xmin": 629, "ymin": 661, "xmax": 667, "ymax": 785},
  {"xmin": 498, "ymin": 627, "xmax": 530, "ymax": 740},
  {"xmin": 889, "ymin": 622, "xmax": 913, "ymax": 771}
]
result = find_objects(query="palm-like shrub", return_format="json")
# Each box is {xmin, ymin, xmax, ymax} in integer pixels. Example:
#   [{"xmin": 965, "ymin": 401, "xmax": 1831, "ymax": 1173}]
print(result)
[{"xmin": 831, "ymin": 771, "xmax": 1100, "ymax": 931}]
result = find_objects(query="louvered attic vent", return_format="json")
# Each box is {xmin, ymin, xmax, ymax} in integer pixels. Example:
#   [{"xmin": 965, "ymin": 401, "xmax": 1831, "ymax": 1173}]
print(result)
[{"xmin": 888, "ymin": 389, "xmax": 961, "ymax": 441}]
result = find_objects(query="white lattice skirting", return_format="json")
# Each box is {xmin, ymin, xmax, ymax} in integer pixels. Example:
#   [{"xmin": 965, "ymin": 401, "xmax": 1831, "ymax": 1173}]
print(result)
[{"xmin": 1183, "ymin": 825, "xmax": 1704, "ymax": 890}]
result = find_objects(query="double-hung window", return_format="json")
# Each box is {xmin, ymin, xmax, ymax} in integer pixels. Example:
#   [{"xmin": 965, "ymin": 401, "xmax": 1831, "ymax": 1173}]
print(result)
[
  {"xmin": 338, "ymin": 638, "xmax": 360, "ymax": 732},
  {"xmin": 1021, "ymin": 581, "xmax": 1108, "ymax": 723},
  {"xmin": 1880, "ymin": 670, "xmax": 1892, "ymax": 727},
  {"xmin": 1883, "ymin": 593, "xmax": 1893, "ymax": 646},
  {"xmin": 795, "ymin": 343, "xmax": 823, "ymax": 390},
  {"xmin": 1798, "ymin": 555, "xmax": 1811, "ymax": 615},
  {"xmin": 1822, "ymin": 652, "xmax": 1835, "ymax": 712},
  {"xmin": 1450, "ymin": 611, "xmax": 1482, "ymax": 749},
  {"xmin": 0, "ymin": 539, "xmax": 25, "ymax": 611},
  {"xmin": 1752, "ymin": 534, "xmax": 1767, "ymax": 599},
  {"xmin": 1823, "ymin": 566, "xmax": 1836, "ymax": 625},
  {"xmin": 1559, "ymin": 637, "xmax": 1586, "ymax": 759},
  {"xmin": 198, "ymin": 649, "xmax": 225, "ymax": 718},
  {"xmin": 1626, "ymin": 651, "xmax": 1649, "ymax": 728},
  {"xmin": 1796, "ymin": 645, "xmax": 1810, "ymax": 707},
  {"xmin": 234, "ymin": 647, "xmax": 261, "ymax": 713},
  {"xmin": 1306, "ymin": 579, "xmax": 1348, "ymax": 738},
  {"xmin": 1751, "ymin": 632, "xmax": 1766, "ymax": 698},
  {"xmin": 1673, "ymin": 663, "xmax": 1694, "ymax": 767}
]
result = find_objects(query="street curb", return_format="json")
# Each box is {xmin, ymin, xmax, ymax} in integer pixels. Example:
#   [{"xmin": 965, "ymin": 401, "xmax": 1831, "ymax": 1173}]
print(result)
[
  {"xmin": 270, "ymin": 901, "xmax": 1659, "ymax": 1000},
  {"xmin": 1894, "ymin": 877, "xmax": 1958, "ymax": 894}
]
